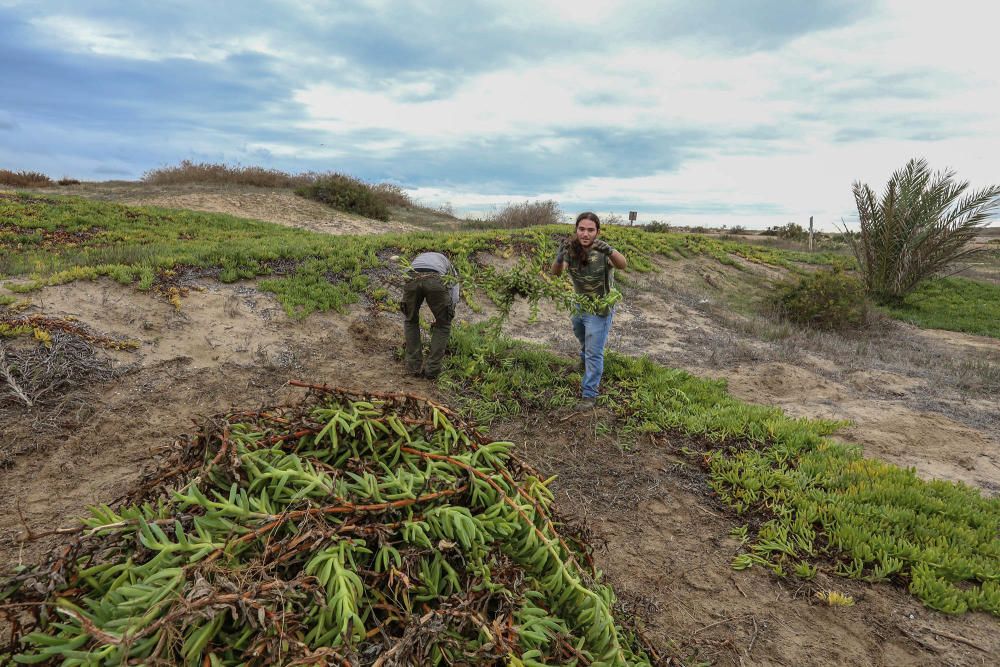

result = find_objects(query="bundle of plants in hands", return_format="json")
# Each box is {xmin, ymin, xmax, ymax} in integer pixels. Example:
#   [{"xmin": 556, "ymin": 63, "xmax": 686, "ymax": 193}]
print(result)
[{"xmin": 1, "ymin": 384, "xmax": 654, "ymax": 666}]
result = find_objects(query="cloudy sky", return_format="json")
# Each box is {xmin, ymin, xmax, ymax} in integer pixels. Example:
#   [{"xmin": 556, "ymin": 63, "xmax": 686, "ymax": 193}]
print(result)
[{"xmin": 2, "ymin": 0, "xmax": 998, "ymax": 229}]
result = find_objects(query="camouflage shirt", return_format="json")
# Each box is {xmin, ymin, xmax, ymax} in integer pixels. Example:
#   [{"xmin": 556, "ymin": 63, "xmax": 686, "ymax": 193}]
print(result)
[{"xmin": 567, "ymin": 250, "xmax": 612, "ymax": 298}]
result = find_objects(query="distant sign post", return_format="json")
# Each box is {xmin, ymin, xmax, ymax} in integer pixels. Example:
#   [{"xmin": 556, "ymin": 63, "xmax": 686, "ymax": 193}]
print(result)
[{"xmin": 628, "ymin": 210, "xmax": 637, "ymax": 226}]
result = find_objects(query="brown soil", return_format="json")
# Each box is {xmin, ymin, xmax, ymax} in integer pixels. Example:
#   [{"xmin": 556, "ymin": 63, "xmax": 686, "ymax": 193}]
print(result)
[{"xmin": 2, "ymin": 184, "xmax": 998, "ymax": 665}]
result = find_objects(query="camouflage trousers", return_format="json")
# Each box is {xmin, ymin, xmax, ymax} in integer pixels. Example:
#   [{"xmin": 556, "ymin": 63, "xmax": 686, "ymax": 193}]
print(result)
[{"xmin": 400, "ymin": 273, "xmax": 454, "ymax": 377}]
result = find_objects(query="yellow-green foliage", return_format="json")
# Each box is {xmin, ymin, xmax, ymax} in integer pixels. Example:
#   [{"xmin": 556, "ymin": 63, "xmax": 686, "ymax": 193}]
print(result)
[
  {"xmin": 0, "ymin": 193, "xmax": 841, "ymax": 319},
  {"xmin": 884, "ymin": 277, "xmax": 1000, "ymax": 339},
  {"xmin": 0, "ymin": 322, "xmax": 32, "ymax": 337},
  {"xmin": 815, "ymin": 590, "xmax": 855, "ymax": 606},
  {"xmin": 444, "ymin": 325, "xmax": 1000, "ymax": 617},
  {"xmin": 3, "ymin": 193, "xmax": 997, "ymax": 618}
]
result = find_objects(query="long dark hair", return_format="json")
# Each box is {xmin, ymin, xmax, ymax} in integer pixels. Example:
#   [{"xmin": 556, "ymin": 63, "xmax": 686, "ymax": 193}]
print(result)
[{"xmin": 569, "ymin": 212, "xmax": 600, "ymax": 265}]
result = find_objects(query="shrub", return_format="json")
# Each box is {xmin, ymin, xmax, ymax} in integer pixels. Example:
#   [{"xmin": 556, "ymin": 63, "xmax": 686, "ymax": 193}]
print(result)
[
  {"xmin": 471, "ymin": 200, "xmax": 562, "ymax": 229},
  {"xmin": 142, "ymin": 160, "xmax": 316, "ymax": 188},
  {"xmin": 369, "ymin": 182, "xmax": 413, "ymax": 208},
  {"xmin": 846, "ymin": 158, "xmax": 1000, "ymax": 304},
  {"xmin": 642, "ymin": 220, "xmax": 671, "ymax": 233},
  {"xmin": 295, "ymin": 173, "xmax": 391, "ymax": 221},
  {"xmin": 57, "ymin": 177, "xmax": 81, "ymax": 186},
  {"xmin": 0, "ymin": 169, "xmax": 52, "ymax": 187},
  {"xmin": 773, "ymin": 268, "xmax": 867, "ymax": 330},
  {"xmin": 762, "ymin": 222, "xmax": 807, "ymax": 240}
]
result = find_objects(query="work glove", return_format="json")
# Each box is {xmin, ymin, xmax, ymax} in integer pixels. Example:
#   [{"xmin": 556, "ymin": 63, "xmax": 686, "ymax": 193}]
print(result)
[
  {"xmin": 592, "ymin": 239, "xmax": 613, "ymax": 255},
  {"xmin": 556, "ymin": 238, "xmax": 568, "ymax": 263}
]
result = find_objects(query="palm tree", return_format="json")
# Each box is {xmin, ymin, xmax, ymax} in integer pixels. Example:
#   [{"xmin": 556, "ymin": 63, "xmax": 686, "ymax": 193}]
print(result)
[{"xmin": 845, "ymin": 158, "xmax": 1000, "ymax": 304}]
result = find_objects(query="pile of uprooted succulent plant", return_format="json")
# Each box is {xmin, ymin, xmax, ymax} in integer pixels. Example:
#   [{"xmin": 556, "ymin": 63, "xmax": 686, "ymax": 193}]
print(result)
[{"xmin": 1, "ymin": 383, "xmax": 656, "ymax": 666}]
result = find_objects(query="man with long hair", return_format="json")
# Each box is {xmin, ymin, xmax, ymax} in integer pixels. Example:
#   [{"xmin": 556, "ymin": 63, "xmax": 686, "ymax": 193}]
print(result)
[{"xmin": 551, "ymin": 212, "xmax": 628, "ymax": 409}]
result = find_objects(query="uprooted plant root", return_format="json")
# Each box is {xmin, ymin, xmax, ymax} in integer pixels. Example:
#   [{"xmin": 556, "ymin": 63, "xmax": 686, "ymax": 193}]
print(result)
[
  {"xmin": 0, "ymin": 332, "xmax": 124, "ymax": 411},
  {"xmin": 1, "ymin": 385, "xmax": 663, "ymax": 666}
]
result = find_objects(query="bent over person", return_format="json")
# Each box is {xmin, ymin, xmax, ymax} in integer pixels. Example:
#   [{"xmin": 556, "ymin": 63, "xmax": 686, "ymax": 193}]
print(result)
[
  {"xmin": 401, "ymin": 251, "xmax": 460, "ymax": 379},
  {"xmin": 551, "ymin": 212, "xmax": 627, "ymax": 409}
]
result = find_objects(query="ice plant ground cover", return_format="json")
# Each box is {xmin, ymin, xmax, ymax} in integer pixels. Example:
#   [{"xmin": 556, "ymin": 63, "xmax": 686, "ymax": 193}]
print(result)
[
  {"xmin": 4, "ymin": 192, "xmax": 999, "ymax": 337},
  {"xmin": 0, "ymin": 192, "xmax": 844, "ymax": 321},
  {"xmin": 441, "ymin": 325, "xmax": 1000, "ymax": 617}
]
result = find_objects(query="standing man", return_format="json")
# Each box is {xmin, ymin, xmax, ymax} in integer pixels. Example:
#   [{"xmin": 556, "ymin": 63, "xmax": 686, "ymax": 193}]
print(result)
[
  {"xmin": 551, "ymin": 212, "xmax": 627, "ymax": 409},
  {"xmin": 401, "ymin": 251, "xmax": 460, "ymax": 379}
]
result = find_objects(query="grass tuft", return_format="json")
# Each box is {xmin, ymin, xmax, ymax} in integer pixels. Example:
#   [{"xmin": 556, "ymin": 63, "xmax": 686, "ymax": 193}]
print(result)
[
  {"xmin": 0, "ymin": 169, "xmax": 53, "ymax": 187},
  {"xmin": 466, "ymin": 200, "xmax": 563, "ymax": 229}
]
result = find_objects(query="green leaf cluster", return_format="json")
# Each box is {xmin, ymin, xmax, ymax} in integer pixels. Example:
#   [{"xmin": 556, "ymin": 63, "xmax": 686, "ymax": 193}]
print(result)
[
  {"xmin": 3, "ymin": 390, "xmax": 652, "ymax": 666},
  {"xmin": 846, "ymin": 157, "xmax": 1000, "ymax": 304}
]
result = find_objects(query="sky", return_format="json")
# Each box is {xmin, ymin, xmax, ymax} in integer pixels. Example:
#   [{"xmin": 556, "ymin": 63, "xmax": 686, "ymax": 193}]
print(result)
[{"xmin": 2, "ymin": 0, "xmax": 999, "ymax": 230}]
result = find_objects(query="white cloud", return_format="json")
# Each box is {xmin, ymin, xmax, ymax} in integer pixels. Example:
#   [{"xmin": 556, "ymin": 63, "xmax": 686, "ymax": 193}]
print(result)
[
  {"xmin": 10, "ymin": 1, "xmax": 1000, "ymax": 228},
  {"xmin": 291, "ymin": 46, "xmax": 794, "ymax": 152},
  {"xmin": 29, "ymin": 15, "xmax": 282, "ymax": 62},
  {"xmin": 414, "ymin": 0, "xmax": 1000, "ymax": 227}
]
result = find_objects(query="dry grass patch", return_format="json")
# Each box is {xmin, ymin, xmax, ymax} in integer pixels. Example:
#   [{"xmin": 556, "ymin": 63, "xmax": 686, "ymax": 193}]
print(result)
[
  {"xmin": 142, "ymin": 160, "xmax": 316, "ymax": 188},
  {"xmin": 0, "ymin": 169, "xmax": 52, "ymax": 187},
  {"xmin": 466, "ymin": 200, "xmax": 563, "ymax": 229}
]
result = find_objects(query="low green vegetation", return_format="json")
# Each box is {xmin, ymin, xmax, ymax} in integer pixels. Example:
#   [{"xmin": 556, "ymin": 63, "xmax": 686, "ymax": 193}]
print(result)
[
  {"xmin": 442, "ymin": 324, "xmax": 1000, "ymax": 617},
  {"xmin": 883, "ymin": 277, "xmax": 1000, "ymax": 338},
  {"xmin": 0, "ymin": 193, "xmax": 840, "ymax": 321}
]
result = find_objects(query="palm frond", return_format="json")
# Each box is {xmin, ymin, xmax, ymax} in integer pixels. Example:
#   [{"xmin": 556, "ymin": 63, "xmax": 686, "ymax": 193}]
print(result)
[{"xmin": 846, "ymin": 159, "xmax": 1000, "ymax": 303}]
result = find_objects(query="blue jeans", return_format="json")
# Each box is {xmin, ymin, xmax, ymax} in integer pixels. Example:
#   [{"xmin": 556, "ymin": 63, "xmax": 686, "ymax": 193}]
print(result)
[{"xmin": 571, "ymin": 309, "xmax": 615, "ymax": 399}]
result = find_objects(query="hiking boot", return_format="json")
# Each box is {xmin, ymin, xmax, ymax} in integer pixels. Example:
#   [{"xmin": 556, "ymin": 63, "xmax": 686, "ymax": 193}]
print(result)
[{"xmin": 575, "ymin": 397, "xmax": 596, "ymax": 410}]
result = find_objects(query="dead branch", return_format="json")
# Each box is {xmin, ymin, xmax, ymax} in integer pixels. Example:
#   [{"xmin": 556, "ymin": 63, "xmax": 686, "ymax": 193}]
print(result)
[{"xmin": 0, "ymin": 344, "xmax": 33, "ymax": 407}]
